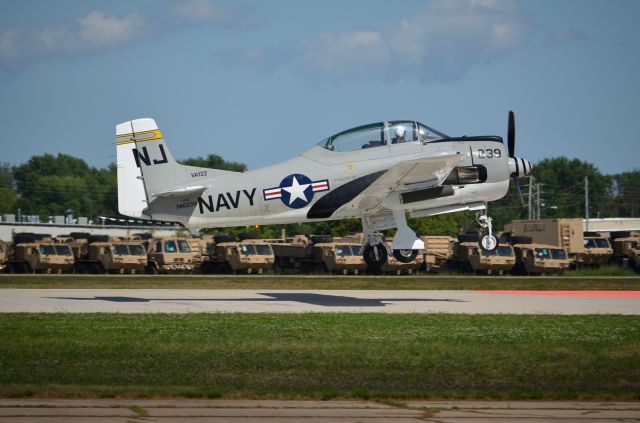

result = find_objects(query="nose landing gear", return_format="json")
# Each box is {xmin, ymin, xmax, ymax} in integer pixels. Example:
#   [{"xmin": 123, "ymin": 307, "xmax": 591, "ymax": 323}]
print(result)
[{"xmin": 477, "ymin": 209, "xmax": 498, "ymax": 252}]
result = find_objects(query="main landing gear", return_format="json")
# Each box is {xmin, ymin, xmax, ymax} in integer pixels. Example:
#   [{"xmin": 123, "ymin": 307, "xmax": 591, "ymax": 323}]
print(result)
[
  {"xmin": 477, "ymin": 209, "xmax": 498, "ymax": 252},
  {"xmin": 361, "ymin": 211, "xmax": 424, "ymax": 268}
]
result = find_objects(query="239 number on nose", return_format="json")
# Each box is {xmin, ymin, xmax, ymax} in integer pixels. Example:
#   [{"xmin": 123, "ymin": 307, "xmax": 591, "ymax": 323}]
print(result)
[{"xmin": 476, "ymin": 148, "xmax": 501, "ymax": 159}]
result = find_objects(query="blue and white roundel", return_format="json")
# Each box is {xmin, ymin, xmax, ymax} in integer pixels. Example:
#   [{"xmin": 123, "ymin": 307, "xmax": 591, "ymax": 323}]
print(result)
[{"xmin": 263, "ymin": 174, "xmax": 330, "ymax": 209}]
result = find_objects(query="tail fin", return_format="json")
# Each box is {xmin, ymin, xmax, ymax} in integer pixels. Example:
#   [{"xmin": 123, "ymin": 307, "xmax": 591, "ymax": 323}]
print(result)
[{"xmin": 115, "ymin": 118, "xmax": 237, "ymax": 219}]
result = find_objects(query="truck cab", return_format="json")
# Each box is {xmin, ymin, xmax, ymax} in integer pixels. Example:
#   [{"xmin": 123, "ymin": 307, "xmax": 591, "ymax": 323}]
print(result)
[
  {"xmin": 8, "ymin": 242, "xmax": 75, "ymax": 274},
  {"xmin": 513, "ymin": 243, "xmax": 571, "ymax": 275},
  {"xmin": 147, "ymin": 238, "xmax": 196, "ymax": 274}
]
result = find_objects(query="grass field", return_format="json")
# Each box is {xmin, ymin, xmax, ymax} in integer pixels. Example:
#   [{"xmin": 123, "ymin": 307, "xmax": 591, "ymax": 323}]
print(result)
[
  {"xmin": 0, "ymin": 313, "xmax": 639, "ymax": 400},
  {"xmin": 0, "ymin": 274, "xmax": 639, "ymax": 290}
]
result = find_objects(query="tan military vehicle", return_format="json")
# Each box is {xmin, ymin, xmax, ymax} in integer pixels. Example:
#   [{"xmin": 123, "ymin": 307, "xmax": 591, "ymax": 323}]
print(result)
[
  {"xmin": 420, "ymin": 235, "xmax": 453, "ymax": 273},
  {"xmin": 269, "ymin": 234, "xmax": 365, "ymax": 274},
  {"xmin": 0, "ymin": 240, "xmax": 8, "ymax": 272},
  {"xmin": 611, "ymin": 236, "xmax": 639, "ymax": 270},
  {"xmin": 146, "ymin": 238, "xmax": 197, "ymax": 274},
  {"xmin": 512, "ymin": 243, "xmax": 571, "ymax": 275},
  {"xmin": 505, "ymin": 219, "xmax": 585, "ymax": 267},
  {"xmin": 199, "ymin": 234, "xmax": 274, "ymax": 274},
  {"xmin": 8, "ymin": 238, "xmax": 75, "ymax": 274},
  {"xmin": 75, "ymin": 241, "xmax": 147, "ymax": 274},
  {"xmin": 448, "ymin": 240, "xmax": 516, "ymax": 275},
  {"xmin": 378, "ymin": 236, "xmax": 424, "ymax": 275},
  {"xmin": 582, "ymin": 234, "xmax": 613, "ymax": 267}
]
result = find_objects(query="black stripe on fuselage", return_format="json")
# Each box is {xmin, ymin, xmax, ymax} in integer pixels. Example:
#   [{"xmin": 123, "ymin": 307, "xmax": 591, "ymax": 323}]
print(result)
[{"xmin": 307, "ymin": 170, "xmax": 387, "ymax": 219}]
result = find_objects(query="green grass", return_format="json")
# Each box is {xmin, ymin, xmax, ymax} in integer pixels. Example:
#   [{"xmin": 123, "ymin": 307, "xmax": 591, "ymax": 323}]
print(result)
[
  {"xmin": 0, "ymin": 313, "xmax": 639, "ymax": 400},
  {"xmin": 0, "ymin": 274, "xmax": 639, "ymax": 290},
  {"xmin": 566, "ymin": 266, "xmax": 639, "ymax": 277}
]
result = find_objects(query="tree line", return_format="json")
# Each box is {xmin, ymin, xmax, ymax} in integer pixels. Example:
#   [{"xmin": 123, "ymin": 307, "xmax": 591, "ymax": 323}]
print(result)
[{"xmin": 0, "ymin": 154, "xmax": 638, "ymax": 236}]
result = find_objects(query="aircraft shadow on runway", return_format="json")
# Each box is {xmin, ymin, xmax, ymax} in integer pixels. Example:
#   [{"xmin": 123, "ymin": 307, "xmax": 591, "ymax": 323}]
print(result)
[{"xmin": 48, "ymin": 292, "xmax": 467, "ymax": 307}]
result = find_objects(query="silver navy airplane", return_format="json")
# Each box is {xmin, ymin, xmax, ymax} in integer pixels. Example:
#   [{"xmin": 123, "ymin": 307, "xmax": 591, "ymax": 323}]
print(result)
[{"xmin": 115, "ymin": 113, "xmax": 532, "ymax": 267}]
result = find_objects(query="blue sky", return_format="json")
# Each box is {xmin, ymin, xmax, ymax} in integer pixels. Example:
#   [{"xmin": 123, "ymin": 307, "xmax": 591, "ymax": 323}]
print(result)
[{"xmin": 1, "ymin": 0, "xmax": 638, "ymax": 175}]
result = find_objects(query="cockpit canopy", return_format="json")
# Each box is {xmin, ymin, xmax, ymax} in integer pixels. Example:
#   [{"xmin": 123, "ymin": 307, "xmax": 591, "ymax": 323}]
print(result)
[{"xmin": 317, "ymin": 120, "xmax": 448, "ymax": 152}]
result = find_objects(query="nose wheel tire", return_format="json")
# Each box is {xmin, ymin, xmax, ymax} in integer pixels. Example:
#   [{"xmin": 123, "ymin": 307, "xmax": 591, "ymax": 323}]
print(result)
[
  {"xmin": 363, "ymin": 244, "xmax": 388, "ymax": 266},
  {"xmin": 480, "ymin": 234, "xmax": 499, "ymax": 252},
  {"xmin": 393, "ymin": 249, "xmax": 418, "ymax": 263}
]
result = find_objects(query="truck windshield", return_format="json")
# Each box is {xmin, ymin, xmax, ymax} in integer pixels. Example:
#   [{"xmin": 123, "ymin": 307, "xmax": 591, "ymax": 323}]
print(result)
[
  {"xmin": 584, "ymin": 238, "xmax": 610, "ymax": 248},
  {"xmin": 481, "ymin": 246, "xmax": 512, "ymax": 257},
  {"xmin": 535, "ymin": 248, "xmax": 551, "ymax": 259},
  {"xmin": 54, "ymin": 245, "xmax": 72, "ymax": 256},
  {"xmin": 335, "ymin": 245, "xmax": 353, "ymax": 256},
  {"xmin": 112, "ymin": 244, "xmax": 129, "ymax": 255},
  {"xmin": 39, "ymin": 245, "xmax": 56, "ymax": 255},
  {"xmin": 129, "ymin": 245, "xmax": 146, "ymax": 256},
  {"xmin": 178, "ymin": 240, "xmax": 191, "ymax": 253},
  {"xmin": 350, "ymin": 246, "xmax": 362, "ymax": 255},
  {"xmin": 255, "ymin": 244, "xmax": 272, "ymax": 255},
  {"xmin": 551, "ymin": 249, "xmax": 567, "ymax": 259},
  {"xmin": 240, "ymin": 245, "xmax": 256, "ymax": 255}
]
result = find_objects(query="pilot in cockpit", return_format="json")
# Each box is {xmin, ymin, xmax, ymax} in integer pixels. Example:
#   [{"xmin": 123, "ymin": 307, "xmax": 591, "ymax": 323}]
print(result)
[{"xmin": 392, "ymin": 127, "xmax": 407, "ymax": 144}]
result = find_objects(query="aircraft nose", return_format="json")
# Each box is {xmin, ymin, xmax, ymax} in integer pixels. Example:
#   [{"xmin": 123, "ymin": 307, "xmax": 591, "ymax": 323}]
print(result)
[{"xmin": 508, "ymin": 157, "xmax": 533, "ymax": 178}]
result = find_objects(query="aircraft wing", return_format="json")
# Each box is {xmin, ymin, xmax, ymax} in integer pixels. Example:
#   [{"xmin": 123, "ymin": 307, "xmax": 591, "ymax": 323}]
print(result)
[
  {"xmin": 307, "ymin": 152, "xmax": 464, "ymax": 219},
  {"xmin": 353, "ymin": 152, "xmax": 463, "ymax": 212}
]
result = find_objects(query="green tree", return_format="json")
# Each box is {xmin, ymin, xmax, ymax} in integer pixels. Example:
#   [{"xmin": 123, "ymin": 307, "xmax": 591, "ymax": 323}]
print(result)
[
  {"xmin": 530, "ymin": 157, "xmax": 613, "ymax": 219},
  {"xmin": 612, "ymin": 170, "xmax": 640, "ymax": 217},
  {"xmin": 13, "ymin": 154, "xmax": 117, "ymax": 220},
  {"xmin": 179, "ymin": 154, "xmax": 246, "ymax": 172},
  {"xmin": 0, "ymin": 163, "xmax": 16, "ymax": 214}
]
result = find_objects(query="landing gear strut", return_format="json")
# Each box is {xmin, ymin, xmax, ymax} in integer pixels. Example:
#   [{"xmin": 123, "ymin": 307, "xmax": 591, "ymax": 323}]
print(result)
[{"xmin": 476, "ymin": 209, "xmax": 498, "ymax": 252}]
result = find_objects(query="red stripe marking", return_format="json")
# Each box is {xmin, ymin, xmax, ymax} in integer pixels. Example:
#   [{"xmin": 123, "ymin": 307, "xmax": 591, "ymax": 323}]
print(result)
[{"xmin": 473, "ymin": 290, "xmax": 640, "ymax": 298}]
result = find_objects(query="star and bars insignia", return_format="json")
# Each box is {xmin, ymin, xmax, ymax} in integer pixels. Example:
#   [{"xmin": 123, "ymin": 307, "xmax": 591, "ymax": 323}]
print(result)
[{"xmin": 263, "ymin": 173, "xmax": 330, "ymax": 209}]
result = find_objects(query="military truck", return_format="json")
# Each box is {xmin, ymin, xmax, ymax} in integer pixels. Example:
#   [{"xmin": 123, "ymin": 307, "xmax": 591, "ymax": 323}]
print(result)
[
  {"xmin": 505, "ymin": 219, "xmax": 585, "ymax": 268},
  {"xmin": 611, "ymin": 236, "xmax": 639, "ymax": 270},
  {"xmin": 269, "ymin": 234, "xmax": 365, "ymax": 274},
  {"xmin": 582, "ymin": 233, "xmax": 613, "ymax": 267},
  {"xmin": 201, "ymin": 235, "xmax": 275, "ymax": 274},
  {"xmin": 448, "ymin": 239, "xmax": 516, "ymax": 275},
  {"xmin": 376, "ymin": 236, "xmax": 424, "ymax": 275},
  {"xmin": 75, "ymin": 240, "xmax": 147, "ymax": 274},
  {"xmin": 7, "ymin": 233, "xmax": 75, "ymax": 274},
  {"xmin": 512, "ymin": 243, "xmax": 571, "ymax": 275},
  {"xmin": 420, "ymin": 235, "xmax": 453, "ymax": 273},
  {"xmin": 0, "ymin": 240, "xmax": 8, "ymax": 272},
  {"xmin": 146, "ymin": 237, "xmax": 198, "ymax": 274}
]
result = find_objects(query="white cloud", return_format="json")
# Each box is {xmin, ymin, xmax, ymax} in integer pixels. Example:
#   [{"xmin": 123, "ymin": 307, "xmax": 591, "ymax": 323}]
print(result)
[
  {"xmin": 547, "ymin": 28, "xmax": 588, "ymax": 45},
  {"xmin": 296, "ymin": 0, "xmax": 534, "ymax": 83},
  {"xmin": 0, "ymin": 1, "xmax": 241, "ymax": 73},
  {"xmin": 77, "ymin": 11, "xmax": 144, "ymax": 48}
]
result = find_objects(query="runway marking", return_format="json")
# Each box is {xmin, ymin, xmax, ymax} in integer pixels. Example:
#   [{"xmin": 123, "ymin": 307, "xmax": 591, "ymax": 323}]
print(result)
[{"xmin": 473, "ymin": 290, "xmax": 640, "ymax": 298}]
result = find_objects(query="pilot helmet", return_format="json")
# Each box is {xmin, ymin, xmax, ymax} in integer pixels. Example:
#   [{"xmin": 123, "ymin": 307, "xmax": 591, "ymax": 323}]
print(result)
[{"xmin": 395, "ymin": 127, "xmax": 406, "ymax": 137}]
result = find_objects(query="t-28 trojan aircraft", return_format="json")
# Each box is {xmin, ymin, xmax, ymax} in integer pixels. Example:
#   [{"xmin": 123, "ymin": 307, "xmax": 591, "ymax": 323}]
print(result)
[{"xmin": 115, "ymin": 113, "xmax": 532, "ymax": 267}]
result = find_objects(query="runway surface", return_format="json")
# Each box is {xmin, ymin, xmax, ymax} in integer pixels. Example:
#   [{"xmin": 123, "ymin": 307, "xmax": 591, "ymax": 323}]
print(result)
[
  {"xmin": 0, "ymin": 399, "xmax": 638, "ymax": 422},
  {"xmin": 1, "ymin": 289, "xmax": 639, "ymax": 314}
]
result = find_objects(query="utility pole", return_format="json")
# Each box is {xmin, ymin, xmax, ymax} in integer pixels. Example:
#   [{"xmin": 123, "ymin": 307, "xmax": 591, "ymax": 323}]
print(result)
[
  {"xmin": 536, "ymin": 183, "xmax": 541, "ymax": 220},
  {"xmin": 585, "ymin": 176, "xmax": 589, "ymax": 232},
  {"xmin": 528, "ymin": 175, "xmax": 533, "ymax": 220}
]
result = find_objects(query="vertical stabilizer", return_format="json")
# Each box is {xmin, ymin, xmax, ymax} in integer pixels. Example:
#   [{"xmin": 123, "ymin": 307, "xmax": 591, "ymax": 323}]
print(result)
[{"xmin": 116, "ymin": 120, "xmax": 149, "ymax": 218}]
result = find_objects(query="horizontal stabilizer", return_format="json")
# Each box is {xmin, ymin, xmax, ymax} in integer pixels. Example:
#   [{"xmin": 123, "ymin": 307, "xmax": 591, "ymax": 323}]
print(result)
[{"xmin": 152, "ymin": 186, "xmax": 207, "ymax": 199}]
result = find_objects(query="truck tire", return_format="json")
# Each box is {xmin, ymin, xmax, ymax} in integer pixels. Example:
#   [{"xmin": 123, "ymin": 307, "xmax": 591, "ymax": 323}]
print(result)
[
  {"xmin": 145, "ymin": 264, "xmax": 159, "ymax": 275},
  {"xmin": 89, "ymin": 234, "xmax": 110, "ymax": 243},
  {"xmin": 457, "ymin": 232, "xmax": 479, "ymax": 243},
  {"xmin": 310, "ymin": 235, "xmax": 333, "ymax": 244},
  {"xmin": 13, "ymin": 233, "xmax": 38, "ymax": 244},
  {"xmin": 89, "ymin": 263, "xmax": 103, "ymax": 274},
  {"xmin": 511, "ymin": 236, "xmax": 532, "ymax": 245},
  {"xmin": 214, "ymin": 234, "xmax": 236, "ymax": 243}
]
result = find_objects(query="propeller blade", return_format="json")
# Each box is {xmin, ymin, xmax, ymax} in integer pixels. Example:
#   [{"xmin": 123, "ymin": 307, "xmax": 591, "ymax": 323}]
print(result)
[{"xmin": 508, "ymin": 110, "xmax": 515, "ymax": 158}]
